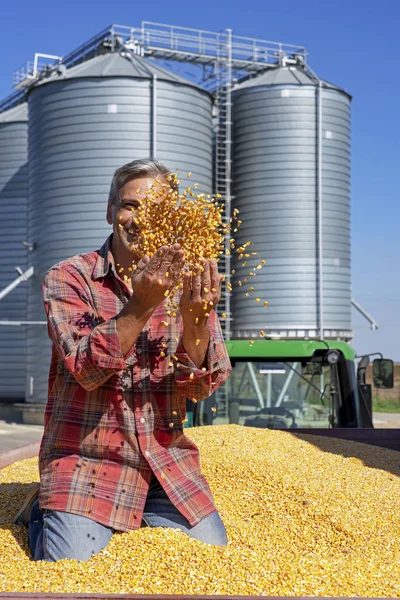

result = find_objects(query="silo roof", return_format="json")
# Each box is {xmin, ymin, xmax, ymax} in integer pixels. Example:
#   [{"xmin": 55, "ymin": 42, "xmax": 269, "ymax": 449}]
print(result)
[
  {"xmin": 30, "ymin": 52, "xmax": 206, "ymax": 91},
  {"xmin": 234, "ymin": 66, "xmax": 351, "ymax": 98},
  {"xmin": 0, "ymin": 102, "xmax": 28, "ymax": 123}
]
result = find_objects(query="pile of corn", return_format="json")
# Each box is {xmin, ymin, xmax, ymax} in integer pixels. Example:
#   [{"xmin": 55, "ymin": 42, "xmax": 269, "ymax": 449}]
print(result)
[{"xmin": 1, "ymin": 425, "xmax": 399, "ymax": 596}]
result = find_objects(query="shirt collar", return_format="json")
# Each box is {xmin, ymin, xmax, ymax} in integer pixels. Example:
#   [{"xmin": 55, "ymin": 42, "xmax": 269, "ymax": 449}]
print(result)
[{"xmin": 92, "ymin": 235, "xmax": 118, "ymax": 281}]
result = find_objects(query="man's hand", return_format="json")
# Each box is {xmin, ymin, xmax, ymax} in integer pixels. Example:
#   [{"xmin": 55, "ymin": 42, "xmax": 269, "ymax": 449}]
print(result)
[
  {"xmin": 130, "ymin": 243, "xmax": 186, "ymax": 313},
  {"xmin": 116, "ymin": 244, "xmax": 185, "ymax": 356},
  {"xmin": 179, "ymin": 260, "xmax": 222, "ymax": 369},
  {"xmin": 179, "ymin": 260, "xmax": 221, "ymax": 326}
]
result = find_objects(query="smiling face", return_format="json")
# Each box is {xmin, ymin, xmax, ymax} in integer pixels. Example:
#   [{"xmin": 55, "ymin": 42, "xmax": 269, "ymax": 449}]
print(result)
[{"xmin": 106, "ymin": 176, "xmax": 165, "ymax": 263}]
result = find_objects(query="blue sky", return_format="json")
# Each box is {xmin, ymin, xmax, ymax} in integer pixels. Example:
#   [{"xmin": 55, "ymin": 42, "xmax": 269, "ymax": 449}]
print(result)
[{"xmin": 1, "ymin": 0, "xmax": 399, "ymax": 359}]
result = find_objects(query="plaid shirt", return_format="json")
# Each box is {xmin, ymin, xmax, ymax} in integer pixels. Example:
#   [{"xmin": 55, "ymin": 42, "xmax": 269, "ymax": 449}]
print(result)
[{"xmin": 38, "ymin": 236, "xmax": 231, "ymax": 532}]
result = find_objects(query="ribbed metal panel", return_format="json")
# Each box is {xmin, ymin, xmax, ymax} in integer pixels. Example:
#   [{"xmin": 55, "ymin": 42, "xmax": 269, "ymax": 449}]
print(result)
[
  {"xmin": 0, "ymin": 104, "xmax": 28, "ymax": 399},
  {"xmin": 26, "ymin": 52, "xmax": 213, "ymax": 404},
  {"xmin": 231, "ymin": 67, "xmax": 352, "ymax": 340}
]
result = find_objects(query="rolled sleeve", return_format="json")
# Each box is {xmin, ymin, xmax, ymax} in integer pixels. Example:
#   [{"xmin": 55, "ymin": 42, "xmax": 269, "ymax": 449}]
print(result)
[
  {"xmin": 43, "ymin": 266, "xmax": 137, "ymax": 391},
  {"xmin": 174, "ymin": 311, "xmax": 231, "ymax": 401}
]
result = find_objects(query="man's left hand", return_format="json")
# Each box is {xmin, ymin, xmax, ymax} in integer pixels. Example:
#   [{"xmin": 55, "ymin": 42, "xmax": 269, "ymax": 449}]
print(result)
[{"xmin": 179, "ymin": 260, "xmax": 222, "ymax": 326}]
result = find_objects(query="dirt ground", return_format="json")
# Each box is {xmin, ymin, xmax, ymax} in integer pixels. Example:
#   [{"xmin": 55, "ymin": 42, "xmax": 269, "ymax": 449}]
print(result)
[{"xmin": 373, "ymin": 411, "xmax": 400, "ymax": 429}]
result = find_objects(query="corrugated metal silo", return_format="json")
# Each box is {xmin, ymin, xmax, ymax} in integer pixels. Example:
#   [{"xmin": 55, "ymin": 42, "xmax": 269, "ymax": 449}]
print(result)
[
  {"xmin": 0, "ymin": 103, "xmax": 28, "ymax": 400},
  {"xmin": 231, "ymin": 65, "xmax": 352, "ymax": 340},
  {"xmin": 26, "ymin": 50, "xmax": 213, "ymax": 404}
]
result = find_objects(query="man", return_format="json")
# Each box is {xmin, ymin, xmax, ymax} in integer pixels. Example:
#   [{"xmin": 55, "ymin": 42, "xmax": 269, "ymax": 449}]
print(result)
[{"xmin": 15, "ymin": 159, "xmax": 231, "ymax": 561}]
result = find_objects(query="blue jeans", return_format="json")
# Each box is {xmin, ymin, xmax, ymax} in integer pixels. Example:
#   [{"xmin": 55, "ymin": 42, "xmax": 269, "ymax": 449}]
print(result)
[{"xmin": 29, "ymin": 477, "xmax": 228, "ymax": 561}]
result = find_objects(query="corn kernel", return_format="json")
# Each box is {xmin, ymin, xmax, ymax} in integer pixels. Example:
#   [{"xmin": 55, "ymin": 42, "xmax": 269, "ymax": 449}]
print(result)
[{"xmin": 2, "ymin": 426, "xmax": 400, "ymax": 596}]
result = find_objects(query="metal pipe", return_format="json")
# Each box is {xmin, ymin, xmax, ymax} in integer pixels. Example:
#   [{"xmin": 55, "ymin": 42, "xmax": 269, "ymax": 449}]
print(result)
[
  {"xmin": 276, "ymin": 362, "xmax": 298, "ymax": 407},
  {"xmin": 151, "ymin": 74, "xmax": 157, "ymax": 158},
  {"xmin": 351, "ymin": 298, "xmax": 379, "ymax": 330},
  {"xmin": 247, "ymin": 362, "xmax": 264, "ymax": 409},
  {"xmin": 0, "ymin": 321, "xmax": 46, "ymax": 326},
  {"xmin": 0, "ymin": 266, "xmax": 34, "ymax": 301},
  {"xmin": 317, "ymin": 80, "xmax": 324, "ymax": 340}
]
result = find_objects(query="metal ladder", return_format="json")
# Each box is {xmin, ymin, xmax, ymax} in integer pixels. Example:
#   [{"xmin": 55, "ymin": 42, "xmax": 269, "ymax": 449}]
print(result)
[{"xmin": 213, "ymin": 30, "xmax": 233, "ymax": 344}]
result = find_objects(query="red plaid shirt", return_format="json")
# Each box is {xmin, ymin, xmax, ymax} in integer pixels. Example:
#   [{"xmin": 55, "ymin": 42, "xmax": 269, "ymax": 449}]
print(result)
[{"xmin": 38, "ymin": 236, "xmax": 231, "ymax": 532}]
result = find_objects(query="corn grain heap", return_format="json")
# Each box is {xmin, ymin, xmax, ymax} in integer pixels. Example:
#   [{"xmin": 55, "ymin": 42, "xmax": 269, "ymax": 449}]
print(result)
[{"xmin": 1, "ymin": 425, "xmax": 400, "ymax": 596}]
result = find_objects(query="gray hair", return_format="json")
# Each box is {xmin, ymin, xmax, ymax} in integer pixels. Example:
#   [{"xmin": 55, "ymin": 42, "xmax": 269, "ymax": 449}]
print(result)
[{"xmin": 108, "ymin": 158, "xmax": 177, "ymax": 205}]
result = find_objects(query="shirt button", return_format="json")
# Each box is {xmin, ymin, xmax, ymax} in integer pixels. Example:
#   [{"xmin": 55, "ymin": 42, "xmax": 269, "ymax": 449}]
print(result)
[
  {"xmin": 137, "ymin": 348, "xmax": 142, "ymax": 355},
  {"xmin": 140, "ymin": 417, "xmax": 146, "ymax": 424},
  {"xmin": 144, "ymin": 450, "xmax": 150, "ymax": 457},
  {"xmin": 160, "ymin": 473, "xmax": 165, "ymax": 479},
  {"xmin": 138, "ymin": 382, "xmax": 143, "ymax": 389}
]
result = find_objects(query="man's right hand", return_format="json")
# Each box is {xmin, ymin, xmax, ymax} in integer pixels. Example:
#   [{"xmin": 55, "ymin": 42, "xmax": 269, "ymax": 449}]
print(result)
[
  {"xmin": 116, "ymin": 244, "xmax": 185, "ymax": 356},
  {"xmin": 129, "ymin": 243, "xmax": 186, "ymax": 313}
]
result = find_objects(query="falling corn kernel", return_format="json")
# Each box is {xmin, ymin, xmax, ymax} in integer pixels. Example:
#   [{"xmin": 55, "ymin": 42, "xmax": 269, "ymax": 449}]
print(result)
[
  {"xmin": 195, "ymin": 339, "xmax": 200, "ymax": 346},
  {"xmin": 211, "ymin": 407, "xmax": 217, "ymax": 413},
  {"xmin": 168, "ymin": 361, "xmax": 174, "ymax": 367},
  {"xmin": 174, "ymin": 337, "xmax": 179, "ymax": 343},
  {"xmin": 201, "ymin": 367, "xmax": 207, "ymax": 372},
  {"xmin": 222, "ymin": 313, "xmax": 227, "ymax": 319},
  {"xmin": 160, "ymin": 351, "xmax": 165, "ymax": 358},
  {"xmin": 231, "ymin": 269, "xmax": 236, "ymax": 274},
  {"xmin": 158, "ymin": 279, "xmax": 163, "ymax": 285},
  {"xmin": 250, "ymin": 287, "xmax": 254, "ymax": 292},
  {"xmin": 260, "ymin": 330, "xmax": 265, "ymax": 336},
  {"xmin": 187, "ymin": 172, "xmax": 192, "ymax": 178},
  {"xmin": 211, "ymin": 287, "xmax": 216, "ymax": 292},
  {"xmin": 242, "ymin": 261, "xmax": 248, "ymax": 267},
  {"xmin": 249, "ymin": 340, "xmax": 254, "ymax": 346},
  {"xmin": 204, "ymin": 288, "xmax": 209, "ymax": 293},
  {"xmin": 172, "ymin": 410, "xmax": 178, "ymax": 415},
  {"xmin": 261, "ymin": 259, "xmax": 266, "ymax": 264},
  {"xmin": 264, "ymin": 301, "xmax": 269, "ymax": 307},
  {"xmin": 191, "ymin": 397, "xmax": 197, "ymax": 403},
  {"xmin": 164, "ymin": 290, "xmax": 170, "ymax": 297},
  {"xmin": 131, "ymin": 264, "xmax": 137, "ymax": 271},
  {"xmin": 256, "ymin": 298, "xmax": 261, "ymax": 302},
  {"xmin": 118, "ymin": 224, "xmax": 124, "ymax": 229},
  {"xmin": 169, "ymin": 423, "xmax": 174, "ymax": 428},
  {"xmin": 245, "ymin": 292, "xmax": 250, "ymax": 297},
  {"xmin": 238, "ymin": 281, "xmax": 242, "ymax": 287},
  {"xmin": 189, "ymin": 372, "xmax": 194, "ymax": 379},
  {"xmin": 165, "ymin": 272, "xmax": 169, "ymax": 278},
  {"xmin": 204, "ymin": 312, "xmax": 210, "ymax": 318},
  {"xmin": 118, "ymin": 267, "xmax": 124, "ymax": 273},
  {"xmin": 119, "ymin": 215, "xmax": 123, "ymax": 220},
  {"xmin": 195, "ymin": 317, "xmax": 199, "ymax": 324},
  {"xmin": 256, "ymin": 265, "xmax": 262, "ymax": 270}
]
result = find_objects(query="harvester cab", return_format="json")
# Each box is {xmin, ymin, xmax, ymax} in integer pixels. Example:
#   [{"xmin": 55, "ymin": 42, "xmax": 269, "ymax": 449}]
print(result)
[{"xmin": 188, "ymin": 339, "xmax": 394, "ymax": 430}]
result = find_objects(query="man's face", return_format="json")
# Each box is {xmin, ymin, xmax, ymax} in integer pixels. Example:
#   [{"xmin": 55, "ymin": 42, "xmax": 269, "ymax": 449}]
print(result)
[{"xmin": 107, "ymin": 176, "xmax": 164, "ymax": 259}]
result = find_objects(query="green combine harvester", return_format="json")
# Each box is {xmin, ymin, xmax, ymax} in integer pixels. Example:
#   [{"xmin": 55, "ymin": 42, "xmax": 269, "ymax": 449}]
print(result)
[{"xmin": 188, "ymin": 339, "xmax": 397, "ymax": 448}]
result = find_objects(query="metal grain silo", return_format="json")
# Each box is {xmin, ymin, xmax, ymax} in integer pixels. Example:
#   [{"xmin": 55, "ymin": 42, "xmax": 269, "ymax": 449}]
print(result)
[
  {"xmin": 0, "ymin": 103, "xmax": 28, "ymax": 400},
  {"xmin": 26, "ymin": 50, "xmax": 213, "ymax": 404},
  {"xmin": 231, "ymin": 64, "xmax": 352, "ymax": 340}
]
